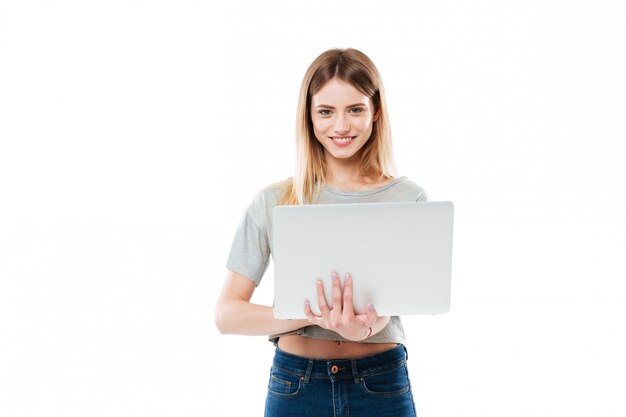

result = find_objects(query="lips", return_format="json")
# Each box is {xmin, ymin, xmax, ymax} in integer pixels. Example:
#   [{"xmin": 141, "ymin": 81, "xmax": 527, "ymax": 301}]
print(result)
[{"xmin": 330, "ymin": 136, "xmax": 356, "ymax": 147}]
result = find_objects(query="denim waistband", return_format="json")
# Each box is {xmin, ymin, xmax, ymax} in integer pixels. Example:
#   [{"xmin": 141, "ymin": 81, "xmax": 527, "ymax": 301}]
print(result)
[{"xmin": 271, "ymin": 344, "xmax": 408, "ymax": 383}]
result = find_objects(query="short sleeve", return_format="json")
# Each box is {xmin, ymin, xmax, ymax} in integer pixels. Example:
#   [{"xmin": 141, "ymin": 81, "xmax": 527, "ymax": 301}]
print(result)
[{"xmin": 225, "ymin": 208, "xmax": 271, "ymax": 286}]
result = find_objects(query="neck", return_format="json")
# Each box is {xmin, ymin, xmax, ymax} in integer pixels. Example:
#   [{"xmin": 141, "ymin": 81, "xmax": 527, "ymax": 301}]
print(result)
[{"xmin": 324, "ymin": 156, "xmax": 364, "ymax": 186}]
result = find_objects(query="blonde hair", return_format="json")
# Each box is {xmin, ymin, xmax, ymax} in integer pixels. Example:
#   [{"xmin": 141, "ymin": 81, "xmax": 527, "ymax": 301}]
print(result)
[{"xmin": 278, "ymin": 48, "xmax": 397, "ymax": 205}]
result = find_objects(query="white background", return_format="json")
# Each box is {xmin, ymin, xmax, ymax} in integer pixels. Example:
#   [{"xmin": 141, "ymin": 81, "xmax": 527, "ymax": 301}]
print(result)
[{"xmin": 1, "ymin": 1, "xmax": 625, "ymax": 416}]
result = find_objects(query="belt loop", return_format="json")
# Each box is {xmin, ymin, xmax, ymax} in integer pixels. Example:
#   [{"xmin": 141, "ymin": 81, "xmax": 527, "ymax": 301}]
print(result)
[
  {"xmin": 304, "ymin": 359, "xmax": 314, "ymax": 383},
  {"xmin": 351, "ymin": 359, "xmax": 359, "ymax": 383}
]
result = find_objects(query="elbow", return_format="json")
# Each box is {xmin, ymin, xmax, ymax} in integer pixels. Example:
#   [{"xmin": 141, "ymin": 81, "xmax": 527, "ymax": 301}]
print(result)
[{"xmin": 214, "ymin": 302, "xmax": 232, "ymax": 335}]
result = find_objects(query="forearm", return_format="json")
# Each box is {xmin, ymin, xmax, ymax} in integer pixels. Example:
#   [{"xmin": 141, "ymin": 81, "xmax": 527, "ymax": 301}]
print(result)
[{"xmin": 215, "ymin": 299, "xmax": 309, "ymax": 337}]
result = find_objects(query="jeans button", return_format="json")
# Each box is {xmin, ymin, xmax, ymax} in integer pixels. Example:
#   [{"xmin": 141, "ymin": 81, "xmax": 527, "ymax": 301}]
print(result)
[{"xmin": 331, "ymin": 365, "xmax": 339, "ymax": 374}]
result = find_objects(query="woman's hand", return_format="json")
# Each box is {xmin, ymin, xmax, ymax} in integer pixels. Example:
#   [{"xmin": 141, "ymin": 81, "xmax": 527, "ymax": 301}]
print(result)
[{"xmin": 304, "ymin": 271, "xmax": 379, "ymax": 342}]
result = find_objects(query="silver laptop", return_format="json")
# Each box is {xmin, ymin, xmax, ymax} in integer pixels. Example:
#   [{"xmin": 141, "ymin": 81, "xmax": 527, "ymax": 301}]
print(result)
[{"xmin": 272, "ymin": 201, "xmax": 454, "ymax": 319}]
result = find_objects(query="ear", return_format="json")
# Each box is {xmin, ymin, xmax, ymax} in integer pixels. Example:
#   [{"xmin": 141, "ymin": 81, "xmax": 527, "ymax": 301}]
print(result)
[{"xmin": 373, "ymin": 109, "xmax": 381, "ymax": 122}]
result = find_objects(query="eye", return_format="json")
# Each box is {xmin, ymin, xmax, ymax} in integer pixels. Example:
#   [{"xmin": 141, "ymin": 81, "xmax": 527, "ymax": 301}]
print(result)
[
  {"xmin": 349, "ymin": 107, "xmax": 364, "ymax": 114},
  {"xmin": 318, "ymin": 109, "xmax": 332, "ymax": 116}
]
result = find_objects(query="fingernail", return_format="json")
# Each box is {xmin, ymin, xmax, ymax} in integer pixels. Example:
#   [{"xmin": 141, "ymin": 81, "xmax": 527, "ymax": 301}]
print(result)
[
  {"xmin": 331, "ymin": 271, "xmax": 338, "ymax": 279},
  {"xmin": 368, "ymin": 304, "xmax": 375, "ymax": 312},
  {"xmin": 332, "ymin": 274, "xmax": 338, "ymax": 282},
  {"xmin": 346, "ymin": 273, "xmax": 352, "ymax": 282}
]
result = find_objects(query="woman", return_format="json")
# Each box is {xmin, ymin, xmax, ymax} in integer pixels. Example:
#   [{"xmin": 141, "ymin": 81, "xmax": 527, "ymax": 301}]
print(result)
[{"xmin": 215, "ymin": 48, "xmax": 427, "ymax": 417}]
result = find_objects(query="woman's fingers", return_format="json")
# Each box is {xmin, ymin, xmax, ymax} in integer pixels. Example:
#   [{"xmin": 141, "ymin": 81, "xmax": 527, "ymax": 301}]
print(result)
[
  {"xmin": 306, "ymin": 272, "xmax": 380, "ymax": 341},
  {"xmin": 304, "ymin": 301, "xmax": 319, "ymax": 323},
  {"xmin": 342, "ymin": 272, "xmax": 354, "ymax": 318},
  {"xmin": 331, "ymin": 272, "xmax": 343, "ymax": 314},
  {"xmin": 316, "ymin": 279, "xmax": 330, "ymax": 315},
  {"xmin": 366, "ymin": 303, "xmax": 379, "ymax": 326}
]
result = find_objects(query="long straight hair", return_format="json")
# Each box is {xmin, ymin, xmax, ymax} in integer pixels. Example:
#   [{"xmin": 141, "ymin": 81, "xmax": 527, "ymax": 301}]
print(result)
[{"xmin": 278, "ymin": 48, "xmax": 397, "ymax": 205}]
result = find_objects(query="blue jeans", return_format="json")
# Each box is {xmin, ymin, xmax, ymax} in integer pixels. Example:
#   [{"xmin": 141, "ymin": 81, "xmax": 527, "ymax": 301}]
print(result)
[{"xmin": 265, "ymin": 344, "xmax": 417, "ymax": 417}]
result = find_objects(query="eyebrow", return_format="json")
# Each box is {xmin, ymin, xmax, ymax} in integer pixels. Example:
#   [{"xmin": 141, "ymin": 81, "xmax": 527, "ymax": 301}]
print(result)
[{"xmin": 314, "ymin": 103, "xmax": 368, "ymax": 109}]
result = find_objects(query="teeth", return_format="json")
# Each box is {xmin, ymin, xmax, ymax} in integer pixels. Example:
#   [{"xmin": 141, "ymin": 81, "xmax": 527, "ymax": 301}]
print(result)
[{"xmin": 333, "ymin": 137, "xmax": 354, "ymax": 142}]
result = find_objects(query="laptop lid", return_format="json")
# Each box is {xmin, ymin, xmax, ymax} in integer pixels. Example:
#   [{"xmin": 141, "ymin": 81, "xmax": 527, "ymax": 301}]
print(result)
[{"xmin": 272, "ymin": 201, "xmax": 454, "ymax": 319}]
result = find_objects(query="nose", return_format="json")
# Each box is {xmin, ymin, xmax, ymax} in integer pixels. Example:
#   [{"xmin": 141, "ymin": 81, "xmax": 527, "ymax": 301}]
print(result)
[{"xmin": 334, "ymin": 113, "xmax": 349, "ymax": 134}]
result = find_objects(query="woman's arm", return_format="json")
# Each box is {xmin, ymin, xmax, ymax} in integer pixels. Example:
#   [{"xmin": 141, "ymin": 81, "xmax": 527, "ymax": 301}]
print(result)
[{"xmin": 214, "ymin": 270, "xmax": 309, "ymax": 336}]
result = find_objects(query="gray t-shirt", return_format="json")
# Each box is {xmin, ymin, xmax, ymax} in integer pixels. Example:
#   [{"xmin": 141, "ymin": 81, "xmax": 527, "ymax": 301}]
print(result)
[{"xmin": 225, "ymin": 176, "xmax": 427, "ymax": 345}]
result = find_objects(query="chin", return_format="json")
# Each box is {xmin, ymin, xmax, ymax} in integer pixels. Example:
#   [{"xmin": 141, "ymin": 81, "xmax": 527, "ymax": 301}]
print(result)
[{"xmin": 326, "ymin": 150, "xmax": 361, "ymax": 161}]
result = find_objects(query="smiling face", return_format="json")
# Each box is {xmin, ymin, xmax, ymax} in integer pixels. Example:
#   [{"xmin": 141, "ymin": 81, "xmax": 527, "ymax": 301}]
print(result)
[{"xmin": 310, "ymin": 77, "xmax": 380, "ymax": 165}]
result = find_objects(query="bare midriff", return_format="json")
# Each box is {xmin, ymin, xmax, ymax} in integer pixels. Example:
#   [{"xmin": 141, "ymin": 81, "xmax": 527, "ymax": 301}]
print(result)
[{"xmin": 278, "ymin": 334, "xmax": 398, "ymax": 359}]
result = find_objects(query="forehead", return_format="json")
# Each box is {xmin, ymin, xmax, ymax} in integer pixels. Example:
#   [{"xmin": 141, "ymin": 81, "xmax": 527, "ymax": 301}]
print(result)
[{"xmin": 311, "ymin": 78, "xmax": 371, "ymax": 106}]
